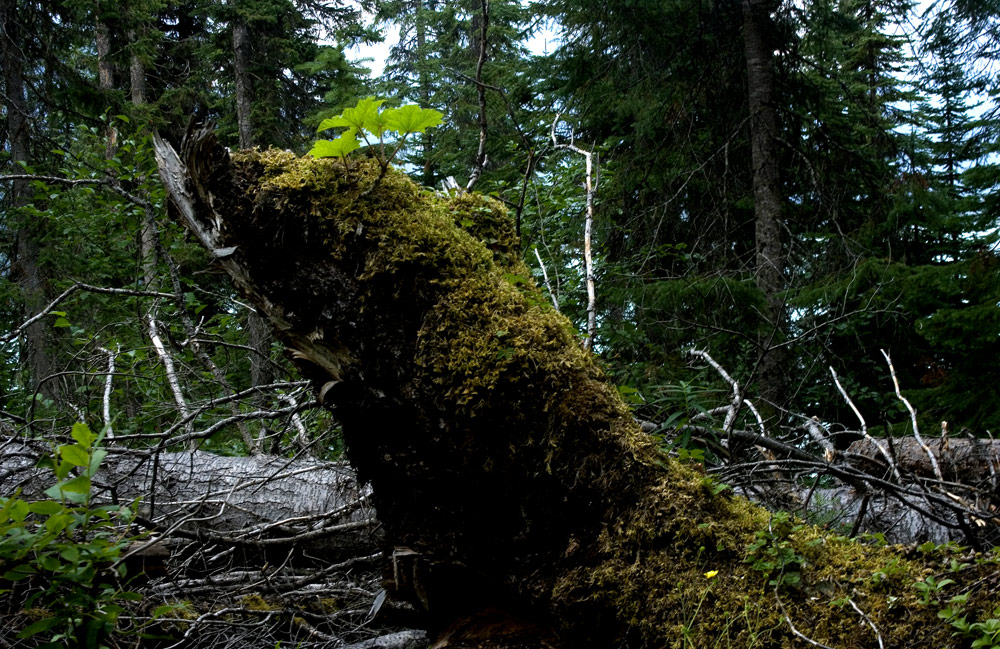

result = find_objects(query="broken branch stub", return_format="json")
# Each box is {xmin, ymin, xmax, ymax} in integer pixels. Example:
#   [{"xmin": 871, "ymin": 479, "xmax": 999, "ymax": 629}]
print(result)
[{"xmin": 156, "ymin": 129, "xmax": 999, "ymax": 648}]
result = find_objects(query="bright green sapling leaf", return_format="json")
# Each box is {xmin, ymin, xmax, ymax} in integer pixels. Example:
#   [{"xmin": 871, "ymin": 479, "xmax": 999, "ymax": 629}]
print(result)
[
  {"xmin": 316, "ymin": 115, "xmax": 351, "ymax": 133},
  {"xmin": 339, "ymin": 96, "xmax": 386, "ymax": 134},
  {"xmin": 384, "ymin": 104, "xmax": 444, "ymax": 134},
  {"xmin": 59, "ymin": 444, "xmax": 89, "ymax": 467},
  {"xmin": 71, "ymin": 422, "xmax": 96, "ymax": 448},
  {"xmin": 308, "ymin": 131, "xmax": 361, "ymax": 159}
]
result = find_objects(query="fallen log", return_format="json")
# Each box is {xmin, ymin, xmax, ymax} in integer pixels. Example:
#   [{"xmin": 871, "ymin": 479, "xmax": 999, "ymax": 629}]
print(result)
[
  {"xmin": 154, "ymin": 127, "xmax": 1000, "ymax": 648},
  {"xmin": 849, "ymin": 436, "xmax": 1000, "ymax": 483},
  {"xmin": 0, "ymin": 438, "xmax": 375, "ymax": 555}
]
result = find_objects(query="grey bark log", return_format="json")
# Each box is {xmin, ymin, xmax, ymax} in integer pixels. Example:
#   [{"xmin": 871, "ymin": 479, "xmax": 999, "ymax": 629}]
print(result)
[
  {"xmin": 340, "ymin": 630, "xmax": 430, "ymax": 649},
  {"xmin": 848, "ymin": 436, "xmax": 1000, "ymax": 483},
  {"xmin": 0, "ymin": 439, "xmax": 376, "ymax": 554}
]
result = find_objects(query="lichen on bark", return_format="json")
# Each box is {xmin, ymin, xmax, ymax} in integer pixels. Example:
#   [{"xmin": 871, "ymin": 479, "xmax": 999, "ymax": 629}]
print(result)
[{"xmin": 161, "ymin": 141, "xmax": 1000, "ymax": 648}]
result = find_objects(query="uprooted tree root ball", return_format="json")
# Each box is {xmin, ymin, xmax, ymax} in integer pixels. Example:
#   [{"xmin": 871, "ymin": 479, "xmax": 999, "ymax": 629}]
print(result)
[{"xmin": 157, "ymin": 135, "xmax": 1000, "ymax": 648}]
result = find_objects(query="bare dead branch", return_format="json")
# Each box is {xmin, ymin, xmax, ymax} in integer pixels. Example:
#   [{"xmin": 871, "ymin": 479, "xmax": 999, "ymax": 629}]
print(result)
[
  {"xmin": 776, "ymin": 590, "xmax": 837, "ymax": 649},
  {"xmin": 551, "ymin": 113, "xmax": 597, "ymax": 350},
  {"xmin": 0, "ymin": 173, "xmax": 154, "ymax": 209},
  {"xmin": 688, "ymin": 349, "xmax": 744, "ymax": 436},
  {"xmin": 1, "ymin": 282, "xmax": 175, "ymax": 344},
  {"xmin": 146, "ymin": 311, "xmax": 193, "ymax": 446},
  {"xmin": 801, "ymin": 415, "xmax": 835, "ymax": 463},
  {"xmin": 831, "ymin": 365, "xmax": 900, "ymax": 480},
  {"xmin": 465, "ymin": 0, "xmax": 490, "ymax": 192},
  {"xmin": 533, "ymin": 247, "xmax": 560, "ymax": 311},
  {"xmin": 881, "ymin": 349, "xmax": 942, "ymax": 481},
  {"xmin": 97, "ymin": 345, "xmax": 117, "ymax": 438}
]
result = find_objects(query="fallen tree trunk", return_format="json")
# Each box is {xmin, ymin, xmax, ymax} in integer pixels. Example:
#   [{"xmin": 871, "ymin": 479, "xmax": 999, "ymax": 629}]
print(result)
[
  {"xmin": 0, "ymin": 438, "xmax": 375, "ymax": 555},
  {"xmin": 155, "ymin": 127, "xmax": 1000, "ymax": 648},
  {"xmin": 849, "ymin": 436, "xmax": 1000, "ymax": 483}
]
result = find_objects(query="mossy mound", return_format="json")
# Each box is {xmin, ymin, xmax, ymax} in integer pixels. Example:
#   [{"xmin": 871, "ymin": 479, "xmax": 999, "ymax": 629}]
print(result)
[{"xmin": 192, "ymin": 148, "xmax": 1000, "ymax": 648}]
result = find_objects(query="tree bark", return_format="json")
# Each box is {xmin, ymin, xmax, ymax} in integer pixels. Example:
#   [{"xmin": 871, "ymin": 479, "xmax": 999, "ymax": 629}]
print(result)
[
  {"xmin": 95, "ymin": 3, "xmax": 119, "ymax": 156},
  {"xmin": 154, "ymin": 129, "xmax": 1000, "ymax": 648},
  {"xmin": 95, "ymin": 5, "xmax": 114, "ymax": 91},
  {"xmin": 2, "ymin": 0, "xmax": 60, "ymax": 403},
  {"xmin": 228, "ymin": 4, "xmax": 279, "ymax": 425},
  {"xmin": 415, "ymin": 0, "xmax": 435, "ymax": 187},
  {"xmin": 232, "ymin": 7, "xmax": 255, "ymax": 150},
  {"xmin": 129, "ymin": 28, "xmax": 146, "ymax": 105},
  {"xmin": 742, "ymin": 0, "xmax": 788, "ymax": 419}
]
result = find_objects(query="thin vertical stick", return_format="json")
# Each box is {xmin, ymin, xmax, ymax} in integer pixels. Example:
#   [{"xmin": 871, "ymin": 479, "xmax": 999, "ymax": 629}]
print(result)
[
  {"xmin": 147, "ymin": 312, "xmax": 193, "ymax": 447},
  {"xmin": 98, "ymin": 346, "xmax": 117, "ymax": 438},
  {"xmin": 533, "ymin": 247, "xmax": 560, "ymax": 311},
  {"xmin": 551, "ymin": 115, "xmax": 597, "ymax": 350},
  {"xmin": 830, "ymin": 366, "xmax": 900, "ymax": 481},
  {"xmin": 880, "ymin": 349, "xmax": 942, "ymax": 482},
  {"xmin": 466, "ymin": 0, "xmax": 490, "ymax": 191}
]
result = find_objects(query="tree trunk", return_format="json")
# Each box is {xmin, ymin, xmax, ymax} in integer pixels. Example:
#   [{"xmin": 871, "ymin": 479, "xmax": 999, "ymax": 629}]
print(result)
[
  {"xmin": 415, "ymin": 0, "xmax": 435, "ymax": 187},
  {"xmin": 95, "ymin": 3, "xmax": 119, "ymax": 155},
  {"xmin": 232, "ymin": 7, "xmax": 255, "ymax": 150},
  {"xmin": 3, "ymin": 0, "xmax": 60, "ymax": 403},
  {"xmin": 154, "ymin": 129, "xmax": 1000, "ymax": 648},
  {"xmin": 742, "ymin": 0, "xmax": 788, "ymax": 419},
  {"xmin": 228, "ymin": 4, "xmax": 279, "ymax": 421},
  {"xmin": 129, "ymin": 28, "xmax": 146, "ymax": 105}
]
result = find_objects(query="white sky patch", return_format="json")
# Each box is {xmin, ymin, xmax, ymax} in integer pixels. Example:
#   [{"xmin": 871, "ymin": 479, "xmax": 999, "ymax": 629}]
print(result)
[
  {"xmin": 345, "ymin": 12, "xmax": 562, "ymax": 79},
  {"xmin": 347, "ymin": 30, "xmax": 398, "ymax": 79}
]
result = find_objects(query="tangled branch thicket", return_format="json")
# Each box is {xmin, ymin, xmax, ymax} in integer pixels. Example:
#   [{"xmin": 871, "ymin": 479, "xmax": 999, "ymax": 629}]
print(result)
[{"xmin": 662, "ymin": 349, "xmax": 1000, "ymax": 550}]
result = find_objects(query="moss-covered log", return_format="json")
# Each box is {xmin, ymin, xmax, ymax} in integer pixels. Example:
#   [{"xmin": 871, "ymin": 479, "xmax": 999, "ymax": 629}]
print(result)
[{"xmin": 155, "ymin": 129, "xmax": 1000, "ymax": 649}]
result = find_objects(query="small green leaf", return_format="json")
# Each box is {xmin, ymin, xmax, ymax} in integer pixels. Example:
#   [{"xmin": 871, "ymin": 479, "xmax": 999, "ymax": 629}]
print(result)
[
  {"xmin": 9, "ymin": 499, "xmax": 29, "ymax": 522},
  {"xmin": 383, "ymin": 104, "xmax": 444, "ymax": 134},
  {"xmin": 59, "ymin": 474, "xmax": 92, "ymax": 495},
  {"xmin": 317, "ymin": 115, "xmax": 351, "ymax": 132},
  {"xmin": 53, "ymin": 459, "xmax": 72, "ymax": 480},
  {"xmin": 308, "ymin": 132, "xmax": 361, "ymax": 159},
  {"xmin": 116, "ymin": 591, "xmax": 143, "ymax": 601},
  {"xmin": 59, "ymin": 444, "xmax": 90, "ymax": 467},
  {"xmin": 28, "ymin": 501, "xmax": 63, "ymax": 516},
  {"xmin": 340, "ymin": 96, "xmax": 386, "ymax": 133},
  {"xmin": 16, "ymin": 615, "xmax": 60, "ymax": 638},
  {"xmin": 52, "ymin": 317, "xmax": 70, "ymax": 328},
  {"xmin": 4, "ymin": 564, "xmax": 38, "ymax": 581},
  {"xmin": 44, "ymin": 475, "xmax": 90, "ymax": 503},
  {"xmin": 88, "ymin": 448, "xmax": 107, "ymax": 476},
  {"xmin": 71, "ymin": 422, "xmax": 96, "ymax": 448},
  {"xmin": 153, "ymin": 603, "xmax": 180, "ymax": 617}
]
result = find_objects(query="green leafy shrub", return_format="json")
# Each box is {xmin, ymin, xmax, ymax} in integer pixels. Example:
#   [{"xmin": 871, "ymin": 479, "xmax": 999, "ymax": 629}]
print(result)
[
  {"xmin": 744, "ymin": 511, "xmax": 809, "ymax": 588},
  {"xmin": 0, "ymin": 423, "xmax": 139, "ymax": 648},
  {"xmin": 308, "ymin": 96, "xmax": 443, "ymax": 172}
]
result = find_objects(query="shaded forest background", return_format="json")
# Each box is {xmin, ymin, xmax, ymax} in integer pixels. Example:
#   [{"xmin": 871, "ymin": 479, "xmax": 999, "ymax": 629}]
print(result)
[{"xmin": 2, "ymin": 0, "xmax": 1000, "ymax": 646}]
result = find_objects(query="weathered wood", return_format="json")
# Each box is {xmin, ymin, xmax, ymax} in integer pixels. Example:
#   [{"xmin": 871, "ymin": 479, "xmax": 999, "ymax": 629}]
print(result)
[
  {"xmin": 849, "ymin": 436, "xmax": 1000, "ymax": 483},
  {"xmin": 0, "ymin": 438, "xmax": 374, "ymax": 554}
]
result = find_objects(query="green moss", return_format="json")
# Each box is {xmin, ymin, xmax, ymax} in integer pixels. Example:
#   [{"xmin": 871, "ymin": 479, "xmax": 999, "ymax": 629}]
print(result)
[
  {"xmin": 240, "ymin": 593, "xmax": 279, "ymax": 612},
  {"xmin": 215, "ymin": 150, "xmax": 999, "ymax": 649}
]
